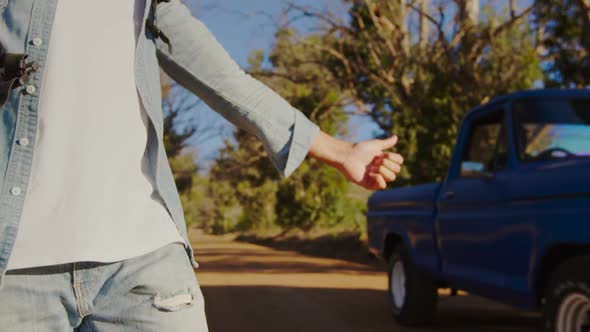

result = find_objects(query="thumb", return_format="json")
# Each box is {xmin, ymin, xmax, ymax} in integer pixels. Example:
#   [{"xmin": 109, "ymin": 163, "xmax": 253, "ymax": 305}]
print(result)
[{"xmin": 376, "ymin": 135, "xmax": 398, "ymax": 150}]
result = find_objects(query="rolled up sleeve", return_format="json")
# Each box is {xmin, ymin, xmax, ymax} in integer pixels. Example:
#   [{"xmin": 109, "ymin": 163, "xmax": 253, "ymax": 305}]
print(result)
[{"xmin": 154, "ymin": 0, "xmax": 320, "ymax": 177}]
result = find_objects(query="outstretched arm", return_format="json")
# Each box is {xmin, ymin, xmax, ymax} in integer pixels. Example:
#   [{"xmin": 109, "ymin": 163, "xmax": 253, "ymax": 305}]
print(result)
[
  {"xmin": 154, "ymin": 0, "xmax": 318, "ymax": 178},
  {"xmin": 308, "ymin": 131, "xmax": 403, "ymax": 190},
  {"xmin": 154, "ymin": 1, "xmax": 402, "ymax": 190}
]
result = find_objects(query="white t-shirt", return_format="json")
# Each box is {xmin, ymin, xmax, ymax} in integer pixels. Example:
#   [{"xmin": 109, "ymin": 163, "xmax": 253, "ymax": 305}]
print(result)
[{"xmin": 6, "ymin": 0, "xmax": 185, "ymax": 270}]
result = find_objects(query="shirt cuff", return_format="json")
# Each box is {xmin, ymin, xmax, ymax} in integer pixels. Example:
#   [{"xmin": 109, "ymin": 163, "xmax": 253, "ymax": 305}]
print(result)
[{"xmin": 278, "ymin": 109, "xmax": 320, "ymax": 178}]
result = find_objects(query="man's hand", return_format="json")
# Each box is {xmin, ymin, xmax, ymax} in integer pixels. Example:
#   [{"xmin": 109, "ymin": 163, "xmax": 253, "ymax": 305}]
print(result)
[
  {"xmin": 308, "ymin": 130, "xmax": 403, "ymax": 190},
  {"xmin": 338, "ymin": 135, "xmax": 403, "ymax": 190}
]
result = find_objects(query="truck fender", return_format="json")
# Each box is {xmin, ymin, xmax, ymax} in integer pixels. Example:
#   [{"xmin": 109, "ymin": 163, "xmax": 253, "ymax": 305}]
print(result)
[{"xmin": 382, "ymin": 224, "xmax": 415, "ymax": 262}]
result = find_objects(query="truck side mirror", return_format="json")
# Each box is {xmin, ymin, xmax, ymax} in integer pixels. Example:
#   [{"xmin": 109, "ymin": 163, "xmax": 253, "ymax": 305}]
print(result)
[{"xmin": 460, "ymin": 161, "xmax": 494, "ymax": 179}]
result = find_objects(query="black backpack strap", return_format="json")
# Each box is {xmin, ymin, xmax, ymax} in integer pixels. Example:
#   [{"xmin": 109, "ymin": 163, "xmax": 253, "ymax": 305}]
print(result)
[
  {"xmin": 0, "ymin": 44, "xmax": 40, "ymax": 109},
  {"xmin": 146, "ymin": 0, "xmax": 173, "ymax": 53}
]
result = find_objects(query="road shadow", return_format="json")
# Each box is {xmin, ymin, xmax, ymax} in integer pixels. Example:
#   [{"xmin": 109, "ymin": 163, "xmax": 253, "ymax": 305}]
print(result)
[
  {"xmin": 235, "ymin": 232, "xmax": 385, "ymax": 267},
  {"xmin": 201, "ymin": 286, "xmax": 540, "ymax": 332},
  {"xmin": 195, "ymin": 249, "xmax": 382, "ymax": 274}
]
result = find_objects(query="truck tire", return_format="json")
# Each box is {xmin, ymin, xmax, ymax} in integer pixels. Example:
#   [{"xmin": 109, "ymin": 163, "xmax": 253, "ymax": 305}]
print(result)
[
  {"xmin": 543, "ymin": 256, "xmax": 590, "ymax": 332},
  {"xmin": 388, "ymin": 243, "xmax": 438, "ymax": 326}
]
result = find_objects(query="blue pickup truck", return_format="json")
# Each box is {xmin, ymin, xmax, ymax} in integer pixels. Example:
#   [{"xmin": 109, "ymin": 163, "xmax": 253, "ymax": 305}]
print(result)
[{"xmin": 367, "ymin": 89, "xmax": 590, "ymax": 331}]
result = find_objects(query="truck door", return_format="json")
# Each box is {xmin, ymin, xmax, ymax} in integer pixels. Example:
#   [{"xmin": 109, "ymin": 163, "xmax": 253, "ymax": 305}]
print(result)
[{"xmin": 437, "ymin": 108, "xmax": 514, "ymax": 296}]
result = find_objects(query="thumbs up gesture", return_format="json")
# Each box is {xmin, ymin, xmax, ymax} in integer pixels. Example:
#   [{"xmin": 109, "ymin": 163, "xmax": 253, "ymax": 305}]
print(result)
[
  {"xmin": 309, "ymin": 131, "xmax": 403, "ymax": 190},
  {"xmin": 337, "ymin": 135, "xmax": 403, "ymax": 190}
]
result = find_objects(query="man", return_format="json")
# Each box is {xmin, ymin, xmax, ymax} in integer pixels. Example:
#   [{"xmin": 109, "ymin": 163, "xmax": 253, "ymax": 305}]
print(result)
[{"xmin": 0, "ymin": 0, "xmax": 403, "ymax": 330}]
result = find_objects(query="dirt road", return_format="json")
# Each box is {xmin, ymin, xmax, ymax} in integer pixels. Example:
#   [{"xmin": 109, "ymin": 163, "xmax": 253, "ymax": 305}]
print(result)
[{"xmin": 190, "ymin": 231, "xmax": 540, "ymax": 332}]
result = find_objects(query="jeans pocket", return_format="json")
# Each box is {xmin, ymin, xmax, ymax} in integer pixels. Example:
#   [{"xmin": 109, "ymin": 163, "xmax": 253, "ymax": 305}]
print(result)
[{"xmin": 125, "ymin": 242, "xmax": 204, "ymax": 312}]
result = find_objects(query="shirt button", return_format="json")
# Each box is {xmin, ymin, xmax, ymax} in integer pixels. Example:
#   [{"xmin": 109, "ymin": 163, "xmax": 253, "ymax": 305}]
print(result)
[
  {"xmin": 10, "ymin": 187, "xmax": 21, "ymax": 196},
  {"xmin": 18, "ymin": 137, "xmax": 29, "ymax": 146},
  {"xmin": 25, "ymin": 85, "xmax": 36, "ymax": 95},
  {"xmin": 32, "ymin": 38, "xmax": 43, "ymax": 46}
]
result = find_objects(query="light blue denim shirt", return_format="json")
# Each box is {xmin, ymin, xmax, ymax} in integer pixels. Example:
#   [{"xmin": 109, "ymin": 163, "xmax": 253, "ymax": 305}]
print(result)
[{"xmin": 0, "ymin": 0, "xmax": 319, "ymax": 283}]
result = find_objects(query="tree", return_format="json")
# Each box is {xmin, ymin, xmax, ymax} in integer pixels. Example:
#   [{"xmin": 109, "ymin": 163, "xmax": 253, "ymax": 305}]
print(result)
[
  {"xmin": 160, "ymin": 72, "xmax": 228, "ymax": 195},
  {"xmin": 534, "ymin": 0, "xmax": 590, "ymax": 87},
  {"xmin": 281, "ymin": 0, "xmax": 542, "ymax": 184},
  {"xmin": 160, "ymin": 73, "xmax": 227, "ymax": 227},
  {"xmin": 208, "ymin": 131, "xmax": 279, "ymax": 232},
  {"xmin": 204, "ymin": 28, "xmax": 364, "ymax": 232},
  {"xmin": 161, "ymin": 75, "xmax": 200, "ymax": 195}
]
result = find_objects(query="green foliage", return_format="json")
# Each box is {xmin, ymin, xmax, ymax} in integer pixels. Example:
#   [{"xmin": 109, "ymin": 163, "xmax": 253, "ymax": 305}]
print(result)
[
  {"xmin": 275, "ymin": 159, "xmax": 364, "ymax": 231},
  {"xmin": 168, "ymin": 153, "xmax": 198, "ymax": 194},
  {"xmin": 200, "ymin": 27, "xmax": 364, "ymax": 233},
  {"xmin": 161, "ymin": 77, "xmax": 200, "ymax": 196},
  {"xmin": 160, "ymin": 75, "xmax": 204, "ymax": 228},
  {"xmin": 163, "ymin": 111, "xmax": 195, "ymax": 159},
  {"xmin": 199, "ymin": 172, "xmax": 241, "ymax": 234},
  {"xmin": 534, "ymin": 0, "xmax": 590, "ymax": 87},
  {"xmin": 289, "ymin": 0, "xmax": 542, "ymax": 184},
  {"xmin": 208, "ymin": 132, "xmax": 278, "ymax": 231},
  {"xmin": 180, "ymin": 175, "xmax": 211, "ymax": 228}
]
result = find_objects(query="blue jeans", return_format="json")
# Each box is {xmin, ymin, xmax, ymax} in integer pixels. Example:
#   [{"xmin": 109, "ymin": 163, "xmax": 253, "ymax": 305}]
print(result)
[{"xmin": 0, "ymin": 242, "xmax": 209, "ymax": 331}]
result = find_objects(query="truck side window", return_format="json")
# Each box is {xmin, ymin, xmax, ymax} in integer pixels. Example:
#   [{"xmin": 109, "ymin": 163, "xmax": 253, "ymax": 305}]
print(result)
[{"xmin": 462, "ymin": 110, "xmax": 507, "ymax": 174}]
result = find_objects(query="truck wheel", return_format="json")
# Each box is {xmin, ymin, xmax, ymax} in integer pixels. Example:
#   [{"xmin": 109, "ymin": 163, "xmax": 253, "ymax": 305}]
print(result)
[
  {"xmin": 543, "ymin": 256, "xmax": 590, "ymax": 332},
  {"xmin": 388, "ymin": 243, "xmax": 437, "ymax": 325}
]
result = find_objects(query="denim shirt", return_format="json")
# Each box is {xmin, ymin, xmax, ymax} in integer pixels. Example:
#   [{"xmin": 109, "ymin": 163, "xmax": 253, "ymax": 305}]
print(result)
[{"xmin": 0, "ymin": 0, "xmax": 319, "ymax": 283}]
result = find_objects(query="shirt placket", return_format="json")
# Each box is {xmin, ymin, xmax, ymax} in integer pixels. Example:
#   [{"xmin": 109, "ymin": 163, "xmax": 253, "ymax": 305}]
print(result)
[{"xmin": 0, "ymin": 0, "xmax": 58, "ymax": 280}]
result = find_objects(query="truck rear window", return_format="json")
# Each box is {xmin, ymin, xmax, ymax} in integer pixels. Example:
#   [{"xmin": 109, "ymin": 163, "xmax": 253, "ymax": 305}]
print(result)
[{"xmin": 513, "ymin": 98, "xmax": 590, "ymax": 161}]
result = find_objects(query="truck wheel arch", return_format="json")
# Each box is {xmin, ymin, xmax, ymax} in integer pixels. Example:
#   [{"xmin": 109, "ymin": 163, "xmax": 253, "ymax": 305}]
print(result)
[
  {"xmin": 383, "ymin": 233, "xmax": 404, "ymax": 261},
  {"xmin": 535, "ymin": 244, "xmax": 590, "ymax": 308}
]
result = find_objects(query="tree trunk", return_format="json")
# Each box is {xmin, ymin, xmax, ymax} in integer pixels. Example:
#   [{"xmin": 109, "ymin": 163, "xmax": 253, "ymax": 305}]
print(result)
[
  {"xmin": 369, "ymin": 0, "xmax": 409, "ymax": 54},
  {"xmin": 578, "ymin": 0, "xmax": 590, "ymax": 56},
  {"xmin": 458, "ymin": 0, "xmax": 479, "ymax": 26},
  {"xmin": 419, "ymin": 0, "xmax": 430, "ymax": 51},
  {"xmin": 396, "ymin": 0, "xmax": 409, "ymax": 54}
]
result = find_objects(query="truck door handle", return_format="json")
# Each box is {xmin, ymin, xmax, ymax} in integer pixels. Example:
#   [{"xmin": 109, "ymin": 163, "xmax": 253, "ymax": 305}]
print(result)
[{"xmin": 443, "ymin": 191, "xmax": 455, "ymax": 199}]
